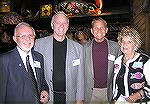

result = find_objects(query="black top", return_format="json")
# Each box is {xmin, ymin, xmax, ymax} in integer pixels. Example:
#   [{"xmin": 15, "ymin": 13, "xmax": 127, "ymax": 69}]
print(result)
[
  {"xmin": 114, "ymin": 62, "xmax": 126, "ymax": 100},
  {"xmin": 53, "ymin": 38, "xmax": 67, "ymax": 92}
]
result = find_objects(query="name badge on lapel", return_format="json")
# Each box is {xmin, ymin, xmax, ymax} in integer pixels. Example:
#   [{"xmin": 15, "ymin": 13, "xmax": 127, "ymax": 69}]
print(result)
[
  {"xmin": 72, "ymin": 59, "xmax": 80, "ymax": 66},
  {"xmin": 108, "ymin": 54, "xmax": 115, "ymax": 61},
  {"xmin": 34, "ymin": 61, "xmax": 41, "ymax": 68}
]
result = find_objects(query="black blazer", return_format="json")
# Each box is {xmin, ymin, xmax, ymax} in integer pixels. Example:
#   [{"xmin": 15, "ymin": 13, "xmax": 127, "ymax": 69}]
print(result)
[{"xmin": 0, "ymin": 47, "xmax": 49, "ymax": 104}]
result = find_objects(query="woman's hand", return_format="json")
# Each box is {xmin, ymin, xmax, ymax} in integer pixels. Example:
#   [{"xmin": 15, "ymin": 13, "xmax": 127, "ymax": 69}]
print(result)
[{"xmin": 126, "ymin": 90, "xmax": 143, "ymax": 103}]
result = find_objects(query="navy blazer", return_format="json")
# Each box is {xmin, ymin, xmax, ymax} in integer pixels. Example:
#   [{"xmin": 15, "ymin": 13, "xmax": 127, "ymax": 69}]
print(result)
[{"xmin": 0, "ymin": 47, "xmax": 49, "ymax": 104}]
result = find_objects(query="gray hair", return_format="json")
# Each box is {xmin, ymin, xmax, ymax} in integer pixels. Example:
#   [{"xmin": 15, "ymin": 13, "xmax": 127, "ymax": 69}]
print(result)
[
  {"xmin": 14, "ymin": 22, "xmax": 36, "ymax": 36},
  {"xmin": 51, "ymin": 11, "xmax": 69, "ymax": 28},
  {"xmin": 117, "ymin": 26, "xmax": 141, "ymax": 50}
]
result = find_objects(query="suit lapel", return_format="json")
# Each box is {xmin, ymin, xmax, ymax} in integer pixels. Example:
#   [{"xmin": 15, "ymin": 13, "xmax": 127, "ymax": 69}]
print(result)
[
  {"xmin": 13, "ymin": 47, "xmax": 28, "ymax": 74},
  {"xmin": 31, "ymin": 51, "xmax": 41, "ymax": 90}
]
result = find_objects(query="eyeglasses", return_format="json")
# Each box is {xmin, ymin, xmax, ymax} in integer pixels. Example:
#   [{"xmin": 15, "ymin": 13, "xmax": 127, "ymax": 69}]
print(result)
[{"xmin": 16, "ymin": 34, "xmax": 35, "ymax": 40}]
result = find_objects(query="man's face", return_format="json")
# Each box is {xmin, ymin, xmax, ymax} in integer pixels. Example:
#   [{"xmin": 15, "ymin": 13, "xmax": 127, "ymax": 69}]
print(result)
[
  {"xmin": 52, "ymin": 14, "xmax": 69, "ymax": 37},
  {"xmin": 13, "ymin": 26, "xmax": 35, "ymax": 53},
  {"xmin": 91, "ymin": 20, "xmax": 108, "ymax": 42}
]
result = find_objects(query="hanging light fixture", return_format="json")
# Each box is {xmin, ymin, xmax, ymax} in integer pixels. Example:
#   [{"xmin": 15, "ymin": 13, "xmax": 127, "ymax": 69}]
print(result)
[
  {"xmin": 40, "ymin": 4, "xmax": 52, "ymax": 18},
  {"xmin": 0, "ymin": 0, "xmax": 10, "ymax": 13}
]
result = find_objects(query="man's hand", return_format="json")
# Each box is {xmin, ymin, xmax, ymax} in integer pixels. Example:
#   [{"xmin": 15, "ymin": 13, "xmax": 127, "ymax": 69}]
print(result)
[
  {"xmin": 40, "ymin": 90, "xmax": 49, "ymax": 104},
  {"xmin": 75, "ymin": 100, "xmax": 84, "ymax": 104}
]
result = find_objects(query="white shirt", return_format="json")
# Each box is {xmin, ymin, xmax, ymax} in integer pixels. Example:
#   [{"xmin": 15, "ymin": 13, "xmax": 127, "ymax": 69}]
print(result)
[{"xmin": 17, "ymin": 46, "xmax": 37, "ymax": 79}]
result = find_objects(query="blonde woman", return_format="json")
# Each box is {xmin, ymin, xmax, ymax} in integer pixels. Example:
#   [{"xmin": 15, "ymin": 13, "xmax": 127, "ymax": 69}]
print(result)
[{"xmin": 112, "ymin": 26, "xmax": 150, "ymax": 103}]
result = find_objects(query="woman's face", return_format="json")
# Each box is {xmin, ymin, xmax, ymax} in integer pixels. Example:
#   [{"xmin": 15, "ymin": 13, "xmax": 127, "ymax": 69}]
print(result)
[
  {"xmin": 77, "ymin": 31, "xmax": 86, "ymax": 41},
  {"xmin": 120, "ymin": 36, "xmax": 136, "ymax": 55}
]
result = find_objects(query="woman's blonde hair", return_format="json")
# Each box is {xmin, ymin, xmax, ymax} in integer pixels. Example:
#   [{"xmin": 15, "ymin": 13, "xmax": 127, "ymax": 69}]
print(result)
[{"xmin": 117, "ymin": 26, "xmax": 141, "ymax": 50}]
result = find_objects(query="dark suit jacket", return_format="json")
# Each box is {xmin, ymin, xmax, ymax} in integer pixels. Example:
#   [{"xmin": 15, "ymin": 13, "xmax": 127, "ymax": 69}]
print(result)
[{"xmin": 0, "ymin": 47, "xmax": 49, "ymax": 104}]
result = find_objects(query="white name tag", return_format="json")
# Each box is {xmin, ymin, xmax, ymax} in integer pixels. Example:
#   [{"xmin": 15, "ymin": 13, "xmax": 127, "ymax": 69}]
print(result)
[
  {"xmin": 72, "ymin": 59, "xmax": 80, "ymax": 66},
  {"xmin": 34, "ymin": 61, "xmax": 41, "ymax": 68},
  {"xmin": 108, "ymin": 54, "xmax": 116, "ymax": 61}
]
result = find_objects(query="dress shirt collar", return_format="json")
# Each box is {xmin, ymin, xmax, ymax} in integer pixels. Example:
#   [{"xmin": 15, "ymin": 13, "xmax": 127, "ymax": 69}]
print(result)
[{"xmin": 17, "ymin": 46, "xmax": 37, "ymax": 78}]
